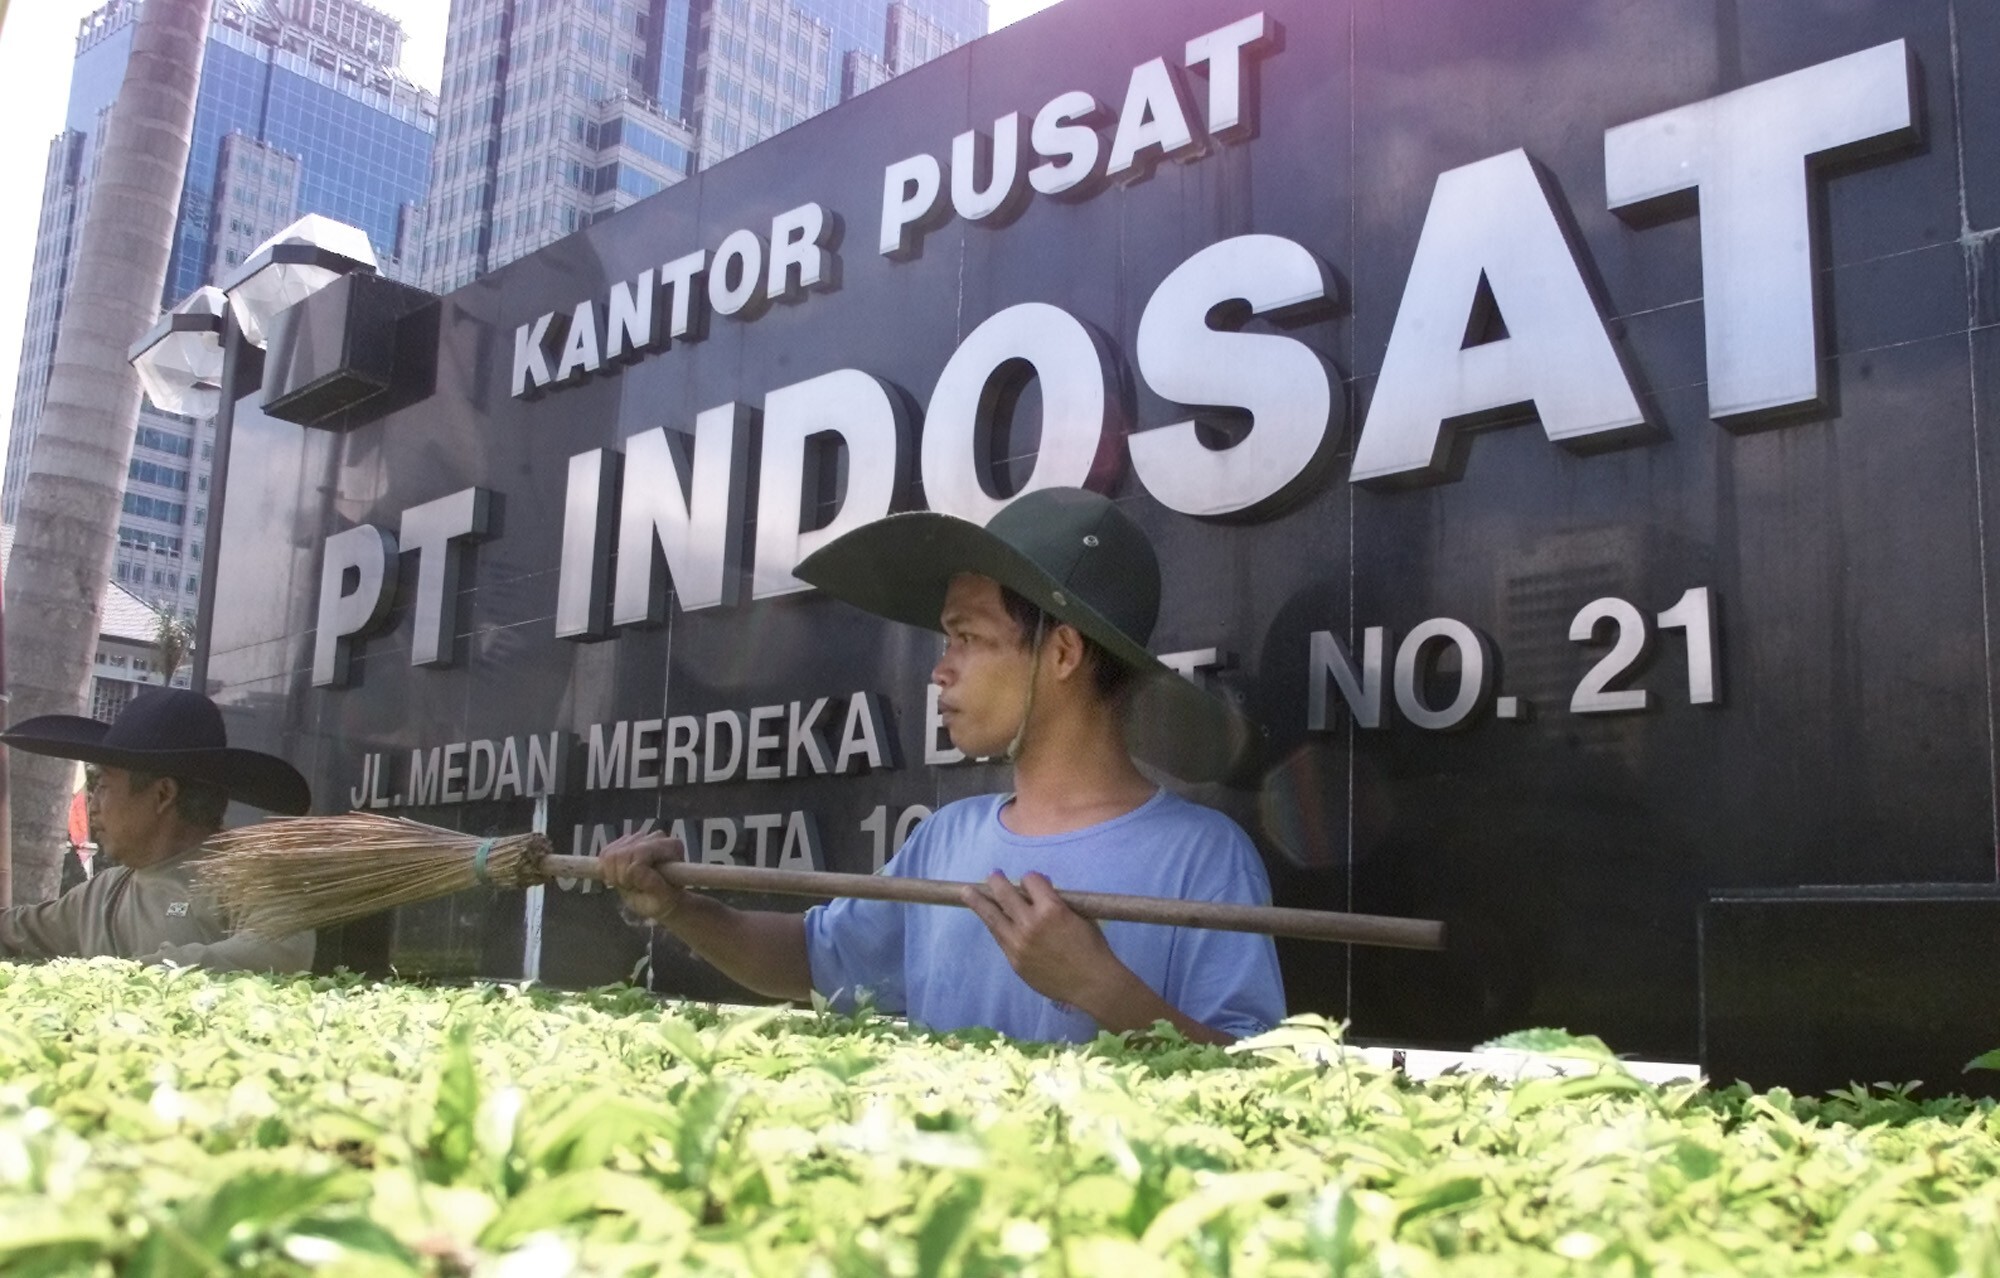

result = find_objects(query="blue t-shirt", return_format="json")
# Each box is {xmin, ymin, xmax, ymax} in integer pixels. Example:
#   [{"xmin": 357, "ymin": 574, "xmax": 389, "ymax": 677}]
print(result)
[{"xmin": 804, "ymin": 790, "xmax": 1286, "ymax": 1043}]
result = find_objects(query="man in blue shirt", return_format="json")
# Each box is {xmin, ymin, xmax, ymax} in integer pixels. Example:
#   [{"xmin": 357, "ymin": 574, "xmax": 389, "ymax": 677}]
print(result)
[{"xmin": 601, "ymin": 487, "xmax": 1284, "ymax": 1044}]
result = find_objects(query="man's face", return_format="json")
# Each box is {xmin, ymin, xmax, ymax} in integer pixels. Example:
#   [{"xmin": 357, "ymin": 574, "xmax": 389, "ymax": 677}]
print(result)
[
  {"xmin": 88, "ymin": 767, "xmax": 170, "ymax": 864},
  {"xmin": 932, "ymin": 574, "xmax": 1037, "ymax": 758}
]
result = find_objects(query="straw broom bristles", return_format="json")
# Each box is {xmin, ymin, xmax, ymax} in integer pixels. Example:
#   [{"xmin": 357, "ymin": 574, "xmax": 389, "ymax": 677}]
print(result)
[{"xmin": 202, "ymin": 813, "xmax": 555, "ymax": 938}]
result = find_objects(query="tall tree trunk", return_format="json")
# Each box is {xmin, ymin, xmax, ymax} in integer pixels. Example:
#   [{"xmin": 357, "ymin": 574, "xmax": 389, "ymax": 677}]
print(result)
[
  {"xmin": 0, "ymin": 557, "xmax": 9, "ymax": 908},
  {"xmin": 4, "ymin": 0, "xmax": 211, "ymax": 903}
]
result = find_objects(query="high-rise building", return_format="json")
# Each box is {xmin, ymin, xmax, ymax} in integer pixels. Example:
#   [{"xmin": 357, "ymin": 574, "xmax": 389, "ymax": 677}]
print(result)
[
  {"xmin": 420, "ymin": 0, "xmax": 699, "ymax": 292},
  {"xmin": 3, "ymin": 0, "xmax": 437, "ymax": 617},
  {"xmin": 417, "ymin": 0, "xmax": 985, "ymax": 293},
  {"xmin": 282, "ymin": 0, "xmax": 406, "ymax": 66}
]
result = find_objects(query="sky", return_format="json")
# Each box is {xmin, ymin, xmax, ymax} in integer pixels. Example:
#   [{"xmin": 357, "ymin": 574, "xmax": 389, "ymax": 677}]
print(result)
[{"xmin": 0, "ymin": 0, "xmax": 1062, "ymax": 484}]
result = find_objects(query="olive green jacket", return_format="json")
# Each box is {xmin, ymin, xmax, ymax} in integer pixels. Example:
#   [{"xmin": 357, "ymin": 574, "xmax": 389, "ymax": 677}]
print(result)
[{"xmin": 0, "ymin": 844, "xmax": 312, "ymax": 973}]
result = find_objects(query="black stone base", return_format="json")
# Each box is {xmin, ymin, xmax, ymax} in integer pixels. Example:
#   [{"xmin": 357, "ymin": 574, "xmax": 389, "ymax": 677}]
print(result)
[{"xmin": 1701, "ymin": 887, "xmax": 2000, "ymax": 1099}]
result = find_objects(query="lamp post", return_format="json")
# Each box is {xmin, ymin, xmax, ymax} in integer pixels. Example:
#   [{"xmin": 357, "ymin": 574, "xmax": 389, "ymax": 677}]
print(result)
[{"xmin": 130, "ymin": 216, "xmax": 377, "ymax": 692}]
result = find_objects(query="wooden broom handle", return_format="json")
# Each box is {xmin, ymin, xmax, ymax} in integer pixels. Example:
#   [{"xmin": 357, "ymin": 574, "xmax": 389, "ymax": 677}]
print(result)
[{"xmin": 541, "ymin": 854, "xmax": 1444, "ymax": 951}]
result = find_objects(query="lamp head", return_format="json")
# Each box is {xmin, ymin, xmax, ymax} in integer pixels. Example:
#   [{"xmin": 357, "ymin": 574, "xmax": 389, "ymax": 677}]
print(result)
[
  {"xmin": 128, "ymin": 286, "xmax": 227, "ymax": 417},
  {"xmin": 220, "ymin": 214, "xmax": 378, "ymax": 349}
]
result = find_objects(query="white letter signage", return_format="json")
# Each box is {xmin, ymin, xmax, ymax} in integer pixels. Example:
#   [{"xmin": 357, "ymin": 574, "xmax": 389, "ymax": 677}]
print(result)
[
  {"xmin": 1604, "ymin": 40, "xmax": 1918, "ymax": 424},
  {"xmin": 921, "ymin": 302, "xmax": 1121, "ymax": 524},
  {"xmin": 1351, "ymin": 149, "xmax": 1646, "ymax": 487},
  {"xmin": 612, "ymin": 406, "xmax": 752, "ymax": 620},
  {"xmin": 753, "ymin": 370, "xmax": 913, "ymax": 599},
  {"xmin": 400, "ymin": 487, "xmax": 493, "ymax": 668},
  {"xmin": 313, "ymin": 525, "xmax": 398, "ymax": 688},
  {"xmin": 1132, "ymin": 234, "xmax": 1339, "ymax": 518}
]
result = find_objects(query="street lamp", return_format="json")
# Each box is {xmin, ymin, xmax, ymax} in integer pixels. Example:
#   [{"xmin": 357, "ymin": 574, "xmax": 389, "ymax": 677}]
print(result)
[
  {"xmin": 218, "ymin": 214, "xmax": 379, "ymax": 349},
  {"xmin": 129, "ymin": 215, "xmax": 381, "ymax": 691},
  {"xmin": 128, "ymin": 286, "xmax": 227, "ymax": 418}
]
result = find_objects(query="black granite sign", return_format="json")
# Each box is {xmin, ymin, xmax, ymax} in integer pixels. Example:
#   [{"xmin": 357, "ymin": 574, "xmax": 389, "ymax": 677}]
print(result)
[{"xmin": 208, "ymin": 0, "xmax": 2000, "ymax": 1064}]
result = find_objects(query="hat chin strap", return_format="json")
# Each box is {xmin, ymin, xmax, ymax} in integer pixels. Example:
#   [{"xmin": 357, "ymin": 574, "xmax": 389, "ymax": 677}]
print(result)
[{"xmin": 1004, "ymin": 613, "xmax": 1048, "ymax": 765}]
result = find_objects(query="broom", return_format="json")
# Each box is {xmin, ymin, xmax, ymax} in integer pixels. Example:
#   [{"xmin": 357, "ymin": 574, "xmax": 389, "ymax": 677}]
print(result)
[{"xmin": 201, "ymin": 812, "xmax": 1445, "ymax": 950}]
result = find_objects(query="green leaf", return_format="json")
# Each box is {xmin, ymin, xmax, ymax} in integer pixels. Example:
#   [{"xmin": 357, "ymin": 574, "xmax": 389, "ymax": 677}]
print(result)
[
  {"xmin": 425, "ymin": 1022, "xmax": 480, "ymax": 1182},
  {"xmin": 1140, "ymin": 1172, "xmax": 1303, "ymax": 1253},
  {"xmin": 914, "ymin": 1176, "xmax": 983, "ymax": 1277},
  {"xmin": 122, "ymin": 1223, "xmax": 226, "ymax": 1278},
  {"xmin": 0, "ymin": 1198, "xmax": 105, "ymax": 1242},
  {"xmin": 672, "ymin": 1078, "xmax": 743, "ymax": 1192},
  {"xmin": 124, "ymin": 1168, "xmax": 348, "ymax": 1278},
  {"xmin": 1821, "ymin": 1165, "xmax": 1925, "ymax": 1245},
  {"xmin": 290, "ymin": 1215, "xmax": 415, "ymax": 1260},
  {"xmin": 520, "ymin": 1092, "xmax": 679, "ymax": 1175},
  {"xmin": 713, "ymin": 1005, "xmax": 787, "ymax": 1055},
  {"xmin": 1303, "ymin": 1183, "xmax": 1361, "ymax": 1272},
  {"xmin": 1507, "ymin": 1068, "xmax": 1655, "ymax": 1115},
  {"xmin": 150, "ymin": 1167, "xmax": 345, "ymax": 1259},
  {"xmin": 1392, "ymin": 1174, "xmax": 1486, "ymax": 1228},
  {"xmin": 656, "ymin": 1016, "xmax": 713, "ymax": 1072},
  {"xmin": 479, "ymin": 1168, "xmax": 693, "ymax": 1248},
  {"xmin": 1667, "ymin": 1139, "xmax": 1723, "ymax": 1182},
  {"xmin": 0, "ymin": 1200, "xmax": 108, "ymax": 1267},
  {"xmin": 1229, "ymin": 1020, "xmax": 1350, "ymax": 1056},
  {"xmin": 1477, "ymin": 1027, "xmax": 1617, "ymax": 1059}
]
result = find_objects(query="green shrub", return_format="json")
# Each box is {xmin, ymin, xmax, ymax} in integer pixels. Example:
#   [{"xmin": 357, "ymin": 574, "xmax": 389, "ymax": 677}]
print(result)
[{"xmin": 4, "ymin": 959, "xmax": 2000, "ymax": 1275}]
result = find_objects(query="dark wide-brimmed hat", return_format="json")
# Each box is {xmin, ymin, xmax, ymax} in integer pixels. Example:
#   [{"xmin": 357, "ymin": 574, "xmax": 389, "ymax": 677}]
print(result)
[
  {"xmin": 794, "ymin": 487, "xmax": 1257, "ymax": 781},
  {"xmin": 1, "ymin": 688, "xmax": 311, "ymax": 814}
]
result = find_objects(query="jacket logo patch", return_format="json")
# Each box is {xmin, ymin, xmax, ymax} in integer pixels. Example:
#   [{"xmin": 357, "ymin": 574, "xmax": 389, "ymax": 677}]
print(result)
[{"xmin": 166, "ymin": 901, "xmax": 190, "ymax": 917}]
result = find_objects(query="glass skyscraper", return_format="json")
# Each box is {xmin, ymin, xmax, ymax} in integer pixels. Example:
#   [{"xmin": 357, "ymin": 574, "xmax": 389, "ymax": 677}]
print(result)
[
  {"xmin": 4, "ymin": 0, "xmax": 437, "ymax": 618},
  {"xmin": 166, "ymin": 13, "xmax": 436, "ymax": 302},
  {"xmin": 652, "ymin": 0, "xmax": 984, "ymax": 122},
  {"xmin": 419, "ymin": 0, "xmax": 986, "ymax": 292}
]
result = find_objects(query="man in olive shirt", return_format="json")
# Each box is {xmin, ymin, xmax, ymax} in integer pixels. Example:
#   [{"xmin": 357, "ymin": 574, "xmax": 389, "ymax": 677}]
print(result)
[{"xmin": 0, "ymin": 688, "xmax": 314, "ymax": 972}]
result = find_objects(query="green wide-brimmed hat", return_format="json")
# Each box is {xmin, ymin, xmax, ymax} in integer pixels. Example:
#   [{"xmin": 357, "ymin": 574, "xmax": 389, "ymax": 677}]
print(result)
[{"xmin": 793, "ymin": 487, "xmax": 1257, "ymax": 781}]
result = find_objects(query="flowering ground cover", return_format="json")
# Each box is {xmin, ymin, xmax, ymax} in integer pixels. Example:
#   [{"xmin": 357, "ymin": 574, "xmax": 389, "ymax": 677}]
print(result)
[{"xmin": 4, "ymin": 959, "xmax": 2000, "ymax": 1276}]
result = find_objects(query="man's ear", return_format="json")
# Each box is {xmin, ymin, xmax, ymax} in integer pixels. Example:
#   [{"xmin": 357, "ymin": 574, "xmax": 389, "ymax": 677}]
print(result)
[
  {"xmin": 1047, "ymin": 624, "xmax": 1088, "ymax": 681},
  {"xmin": 151, "ymin": 776, "xmax": 181, "ymax": 816}
]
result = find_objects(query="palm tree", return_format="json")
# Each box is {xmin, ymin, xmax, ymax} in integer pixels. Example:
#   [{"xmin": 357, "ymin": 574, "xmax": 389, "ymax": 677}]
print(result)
[
  {"xmin": 153, "ymin": 611, "xmax": 193, "ymax": 687},
  {"xmin": 3, "ymin": 0, "xmax": 213, "ymax": 905}
]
